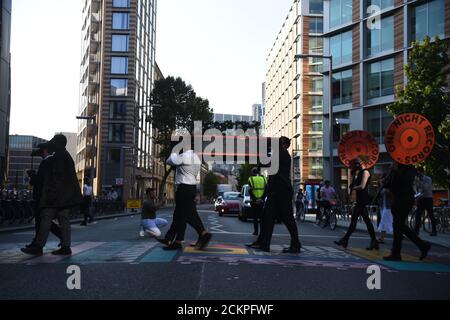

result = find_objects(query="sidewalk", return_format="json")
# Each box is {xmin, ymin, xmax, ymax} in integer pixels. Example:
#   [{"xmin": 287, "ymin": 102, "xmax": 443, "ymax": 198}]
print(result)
[
  {"xmin": 304, "ymin": 214, "xmax": 450, "ymax": 249},
  {"xmin": 0, "ymin": 205, "xmax": 176, "ymax": 234}
]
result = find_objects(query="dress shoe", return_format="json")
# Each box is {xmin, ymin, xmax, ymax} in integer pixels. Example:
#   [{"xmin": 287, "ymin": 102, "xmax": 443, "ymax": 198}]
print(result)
[
  {"xmin": 156, "ymin": 238, "xmax": 170, "ymax": 246},
  {"xmin": 163, "ymin": 242, "xmax": 183, "ymax": 251},
  {"xmin": 245, "ymin": 242, "xmax": 260, "ymax": 248},
  {"xmin": 196, "ymin": 232, "xmax": 212, "ymax": 250},
  {"xmin": 25, "ymin": 240, "xmax": 36, "ymax": 249},
  {"xmin": 334, "ymin": 238, "xmax": 348, "ymax": 249},
  {"xmin": 366, "ymin": 240, "xmax": 379, "ymax": 251},
  {"xmin": 21, "ymin": 246, "xmax": 43, "ymax": 255},
  {"xmin": 420, "ymin": 242, "xmax": 431, "ymax": 260},
  {"xmin": 282, "ymin": 247, "xmax": 301, "ymax": 254},
  {"xmin": 383, "ymin": 254, "xmax": 402, "ymax": 261},
  {"xmin": 52, "ymin": 247, "xmax": 72, "ymax": 255},
  {"xmin": 252, "ymin": 244, "xmax": 270, "ymax": 253}
]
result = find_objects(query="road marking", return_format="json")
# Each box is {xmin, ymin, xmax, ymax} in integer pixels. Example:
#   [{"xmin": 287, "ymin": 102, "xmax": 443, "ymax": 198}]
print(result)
[
  {"xmin": 25, "ymin": 242, "xmax": 106, "ymax": 264},
  {"xmin": 105, "ymin": 242, "xmax": 157, "ymax": 263},
  {"xmin": 208, "ymin": 231, "xmax": 371, "ymax": 239},
  {"xmin": 140, "ymin": 247, "xmax": 178, "ymax": 262}
]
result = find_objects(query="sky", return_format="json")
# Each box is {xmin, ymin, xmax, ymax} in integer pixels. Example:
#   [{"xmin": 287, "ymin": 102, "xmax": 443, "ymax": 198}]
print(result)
[{"xmin": 10, "ymin": 0, "xmax": 294, "ymax": 140}]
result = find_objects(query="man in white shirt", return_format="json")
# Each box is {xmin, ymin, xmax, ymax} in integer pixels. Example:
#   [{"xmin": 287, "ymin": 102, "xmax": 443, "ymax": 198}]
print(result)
[
  {"xmin": 80, "ymin": 178, "xmax": 94, "ymax": 226},
  {"xmin": 414, "ymin": 168, "xmax": 437, "ymax": 236},
  {"xmin": 157, "ymin": 145, "xmax": 212, "ymax": 251}
]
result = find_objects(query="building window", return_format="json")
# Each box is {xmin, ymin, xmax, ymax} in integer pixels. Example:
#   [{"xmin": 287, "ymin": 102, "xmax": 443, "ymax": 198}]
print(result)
[
  {"xmin": 332, "ymin": 69, "xmax": 352, "ymax": 106},
  {"xmin": 367, "ymin": 15, "xmax": 394, "ymax": 56},
  {"xmin": 366, "ymin": 0, "xmax": 394, "ymax": 12},
  {"xmin": 309, "ymin": 17, "xmax": 323, "ymax": 34},
  {"xmin": 112, "ymin": 35, "xmax": 129, "ymax": 52},
  {"xmin": 310, "ymin": 136, "xmax": 323, "ymax": 151},
  {"xmin": 111, "ymin": 79, "xmax": 128, "ymax": 96},
  {"xmin": 108, "ymin": 124, "xmax": 125, "ymax": 143},
  {"xmin": 330, "ymin": 0, "xmax": 352, "ymax": 28},
  {"xmin": 108, "ymin": 148, "xmax": 121, "ymax": 164},
  {"xmin": 111, "ymin": 57, "xmax": 128, "ymax": 74},
  {"xmin": 309, "ymin": 58, "xmax": 323, "ymax": 73},
  {"xmin": 112, "ymin": 13, "xmax": 129, "ymax": 30},
  {"xmin": 366, "ymin": 106, "xmax": 393, "ymax": 143},
  {"xmin": 109, "ymin": 101, "xmax": 127, "ymax": 119},
  {"xmin": 412, "ymin": 0, "xmax": 445, "ymax": 43},
  {"xmin": 310, "ymin": 0, "xmax": 323, "ymax": 14},
  {"xmin": 330, "ymin": 30, "xmax": 352, "ymax": 66},
  {"xmin": 113, "ymin": 0, "xmax": 130, "ymax": 8},
  {"xmin": 310, "ymin": 157, "xmax": 323, "ymax": 177},
  {"xmin": 367, "ymin": 58, "xmax": 394, "ymax": 99},
  {"xmin": 332, "ymin": 111, "xmax": 350, "ymax": 146},
  {"xmin": 309, "ymin": 37, "xmax": 323, "ymax": 54},
  {"xmin": 310, "ymin": 95, "xmax": 323, "ymax": 112},
  {"xmin": 311, "ymin": 115, "xmax": 323, "ymax": 132},
  {"xmin": 310, "ymin": 76, "xmax": 323, "ymax": 92}
]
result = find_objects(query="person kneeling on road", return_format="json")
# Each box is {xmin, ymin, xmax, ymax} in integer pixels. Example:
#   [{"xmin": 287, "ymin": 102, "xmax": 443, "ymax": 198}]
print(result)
[{"xmin": 139, "ymin": 188, "xmax": 168, "ymax": 238}]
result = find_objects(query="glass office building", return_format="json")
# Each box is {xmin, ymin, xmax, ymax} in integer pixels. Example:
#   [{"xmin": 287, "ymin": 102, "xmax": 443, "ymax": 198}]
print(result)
[{"xmin": 322, "ymin": 0, "xmax": 450, "ymax": 194}]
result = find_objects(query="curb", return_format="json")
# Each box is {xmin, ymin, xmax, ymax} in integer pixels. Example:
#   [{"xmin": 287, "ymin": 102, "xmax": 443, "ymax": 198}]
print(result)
[{"xmin": 0, "ymin": 205, "xmax": 179, "ymax": 234}]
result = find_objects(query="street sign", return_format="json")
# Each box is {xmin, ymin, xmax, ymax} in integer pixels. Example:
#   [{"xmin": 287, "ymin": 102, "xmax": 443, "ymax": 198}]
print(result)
[{"xmin": 126, "ymin": 199, "xmax": 142, "ymax": 209}]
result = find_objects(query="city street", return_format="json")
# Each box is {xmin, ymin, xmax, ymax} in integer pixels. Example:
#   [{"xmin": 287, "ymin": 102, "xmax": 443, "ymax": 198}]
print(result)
[{"xmin": 0, "ymin": 204, "xmax": 449, "ymax": 300}]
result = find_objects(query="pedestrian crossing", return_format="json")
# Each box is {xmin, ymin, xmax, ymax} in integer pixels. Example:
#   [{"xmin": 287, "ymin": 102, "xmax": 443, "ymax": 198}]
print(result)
[{"xmin": 0, "ymin": 240, "xmax": 449, "ymax": 273}]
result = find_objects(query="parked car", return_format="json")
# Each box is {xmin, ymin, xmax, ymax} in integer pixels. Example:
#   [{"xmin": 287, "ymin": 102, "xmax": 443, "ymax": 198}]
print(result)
[
  {"xmin": 238, "ymin": 184, "xmax": 252, "ymax": 222},
  {"xmin": 217, "ymin": 192, "xmax": 241, "ymax": 216}
]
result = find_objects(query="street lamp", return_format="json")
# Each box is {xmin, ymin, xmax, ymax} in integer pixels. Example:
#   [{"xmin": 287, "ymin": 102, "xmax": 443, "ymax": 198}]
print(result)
[
  {"xmin": 76, "ymin": 115, "xmax": 97, "ymax": 187},
  {"xmin": 295, "ymin": 54, "xmax": 334, "ymax": 188}
]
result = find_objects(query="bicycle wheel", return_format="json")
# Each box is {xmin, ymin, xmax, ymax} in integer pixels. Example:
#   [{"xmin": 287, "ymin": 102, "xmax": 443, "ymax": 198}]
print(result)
[{"xmin": 329, "ymin": 211, "xmax": 337, "ymax": 230}]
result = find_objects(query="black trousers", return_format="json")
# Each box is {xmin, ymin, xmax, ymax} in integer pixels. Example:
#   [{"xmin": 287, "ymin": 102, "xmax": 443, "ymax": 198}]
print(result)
[
  {"xmin": 251, "ymin": 201, "xmax": 264, "ymax": 235},
  {"xmin": 34, "ymin": 209, "xmax": 62, "ymax": 242},
  {"xmin": 82, "ymin": 196, "xmax": 93, "ymax": 223},
  {"xmin": 258, "ymin": 194, "xmax": 300, "ymax": 248},
  {"xmin": 414, "ymin": 197, "xmax": 437, "ymax": 233},
  {"xmin": 392, "ymin": 199, "xmax": 427, "ymax": 256},
  {"xmin": 343, "ymin": 203, "xmax": 377, "ymax": 242},
  {"xmin": 165, "ymin": 184, "xmax": 205, "ymax": 242},
  {"xmin": 35, "ymin": 207, "xmax": 72, "ymax": 248}
]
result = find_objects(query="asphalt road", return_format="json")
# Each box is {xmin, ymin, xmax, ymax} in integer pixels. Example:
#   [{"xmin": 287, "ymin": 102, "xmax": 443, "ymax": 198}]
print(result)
[{"xmin": 0, "ymin": 204, "xmax": 449, "ymax": 300}]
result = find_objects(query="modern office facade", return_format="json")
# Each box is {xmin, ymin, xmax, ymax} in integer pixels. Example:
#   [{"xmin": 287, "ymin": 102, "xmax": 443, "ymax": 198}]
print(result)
[
  {"xmin": 7, "ymin": 135, "xmax": 47, "ymax": 190},
  {"xmin": 76, "ymin": 0, "xmax": 157, "ymax": 201},
  {"xmin": 213, "ymin": 113, "xmax": 254, "ymax": 123},
  {"xmin": 322, "ymin": 0, "xmax": 450, "ymax": 194},
  {"xmin": 0, "ymin": 0, "xmax": 11, "ymax": 187},
  {"xmin": 264, "ymin": 0, "xmax": 325, "ymax": 190},
  {"xmin": 252, "ymin": 104, "xmax": 263, "ymax": 123}
]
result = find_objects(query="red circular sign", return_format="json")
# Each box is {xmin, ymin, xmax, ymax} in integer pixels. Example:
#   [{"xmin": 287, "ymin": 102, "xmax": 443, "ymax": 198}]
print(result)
[
  {"xmin": 385, "ymin": 113, "xmax": 435, "ymax": 165},
  {"xmin": 338, "ymin": 130, "xmax": 380, "ymax": 169}
]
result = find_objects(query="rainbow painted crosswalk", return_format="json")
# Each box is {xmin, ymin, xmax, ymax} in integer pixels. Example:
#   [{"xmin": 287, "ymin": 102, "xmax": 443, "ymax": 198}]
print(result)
[{"xmin": 0, "ymin": 240, "xmax": 449, "ymax": 273}]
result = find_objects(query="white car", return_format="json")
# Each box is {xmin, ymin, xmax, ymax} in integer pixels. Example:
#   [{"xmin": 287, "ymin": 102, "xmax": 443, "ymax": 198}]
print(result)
[{"xmin": 238, "ymin": 184, "xmax": 252, "ymax": 221}]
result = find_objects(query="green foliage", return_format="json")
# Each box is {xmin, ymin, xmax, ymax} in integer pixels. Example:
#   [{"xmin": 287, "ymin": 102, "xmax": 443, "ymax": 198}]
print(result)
[
  {"xmin": 387, "ymin": 36, "xmax": 450, "ymax": 188},
  {"xmin": 150, "ymin": 76, "xmax": 214, "ymax": 162},
  {"xmin": 203, "ymin": 171, "xmax": 219, "ymax": 199},
  {"xmin": 237, "ymin": 163, "xmax": 255, "ymax": 191}
]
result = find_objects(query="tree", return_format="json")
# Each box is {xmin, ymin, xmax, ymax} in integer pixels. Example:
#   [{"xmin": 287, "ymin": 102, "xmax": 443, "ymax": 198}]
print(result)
[
  {"xmin": 237, "ymin": 163, "xmax": 255, "ymax": 191},
  {"xmin": 387, "ymin": 36, "xmax": 450, "ymax": 188},
  {"xmin": 150, "ymin": 76, "xmax": 214, "ymax": 202},
  {"xmin": 203, "ymin": 171, "xmax": 219, "ymax": 200}
]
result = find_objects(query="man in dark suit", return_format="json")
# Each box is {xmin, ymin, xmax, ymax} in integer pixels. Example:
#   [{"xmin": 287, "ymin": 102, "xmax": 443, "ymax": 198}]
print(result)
[
  {"xmin": 21, "ymin": 134, "xmax": 83, "ymax": 256},
  {"xmin": 24, "ymin": 143, "xmax": 62, "ymax": 249},
  {"xmin": 383, "ymin": 162, "xmax": 431, "ymax": 261},
  {"xmin": 252, "ymin": 136, "xmax": 301, "ymax": 253}
]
